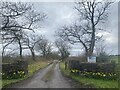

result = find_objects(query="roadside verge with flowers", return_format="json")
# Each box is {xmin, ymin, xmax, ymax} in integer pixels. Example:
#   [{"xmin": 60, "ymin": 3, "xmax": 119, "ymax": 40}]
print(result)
[
  {"xmin": 2, "ymin": 60, "xmax": 52, "ymax": 88},
  {"xmin": 60, "ymin": 62, "xmax": 118, "ymax": 88}
]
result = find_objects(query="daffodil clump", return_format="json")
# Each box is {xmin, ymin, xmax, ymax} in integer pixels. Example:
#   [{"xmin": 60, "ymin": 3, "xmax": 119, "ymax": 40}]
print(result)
[
  {"xmin": 2, "ymin": 70, "xmax": 26, "ymax": 80},
  {"xmin": 70, "ymin": 69, "xmax": 117, "ymax": 80}
]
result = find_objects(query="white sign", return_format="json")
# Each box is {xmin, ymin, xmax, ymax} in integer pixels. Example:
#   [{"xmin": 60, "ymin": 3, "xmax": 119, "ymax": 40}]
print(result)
[{"xmin": 87, "ymin": 56, "xmax": 96, "ymax": 63}]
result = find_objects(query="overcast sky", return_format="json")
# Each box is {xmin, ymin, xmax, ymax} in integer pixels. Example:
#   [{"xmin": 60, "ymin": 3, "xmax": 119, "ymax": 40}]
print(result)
[
  {"xmin": 31, "ymin": 1, "xmax": 118, "ymax": 56},
  {"xmin": 1, "ymin": 0, "xmax": 119, "ymax": 56}
]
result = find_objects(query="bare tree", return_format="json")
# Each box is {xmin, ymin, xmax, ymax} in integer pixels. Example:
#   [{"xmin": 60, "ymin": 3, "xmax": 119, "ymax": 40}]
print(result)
[
  {"xmin": 0, "ymin": 2, "xmax": 31, "ymax": 35},
  {"xmin": 55, "ymin": 39, "xmax": 71, "ymax": 61},
  {"xmin": 24, "ymin": 34, "xmax": 42, "ymax": 61},
  {"xmin": 12, "ymin": 29, "xmax": 24, "ymax": 59},
  {"xmin": 0, "ymin": 2, "xmax": 31, "ymax": 59},
  {"xmin": 95, "ymin": 40, "xmax": 106, "ymax": 56},
  {"xmin": 58, "ymin": 0, "xmax": 112, "ymax": 60},
  {"xmin": 35, "ymin": 37, "xmax": 52, "ymax": 58},
  {"xmin": 0, "ymin": 1, "xmax": 46, "ymax": 59},
  {"xmin": 95, "ymin": 40, "xmax": 110, "ymax": 63},
  {"xmin": 49, "ymin": 51, "xmax": 60, "ymax": 60},
  {"xmin": 1, "ymin": 38, "xmax": 15, "ymax": 60}
]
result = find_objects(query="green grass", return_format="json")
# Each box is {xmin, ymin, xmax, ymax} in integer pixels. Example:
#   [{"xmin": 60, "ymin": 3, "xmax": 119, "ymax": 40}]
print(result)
[
  {"xmin": 60, "ymin": 62, "xmax": 118, "ymax": 88},
  {"xmin": 2, "ymin": 78, "xmax": 26, "ymax": 88},
  {"xmin": 118, "ymin": 56, "xmax": 120, "ymax": 89},
  {"xmin": 72, "ymin": 75, "xmax": 118, "ymax": 88},
  {"xmin": 0, "ymin": 80, "xmax": 1, "ymax": 85},
  {"xmin": 28, "ymin": 60, "xmax": 51, "ymax": 76},
  {"xmin": 2, "ymin": 60, "xmax": 52, "ymax": 88}
]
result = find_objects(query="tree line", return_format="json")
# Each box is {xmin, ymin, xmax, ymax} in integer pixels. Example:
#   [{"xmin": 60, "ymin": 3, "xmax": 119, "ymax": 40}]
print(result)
[
  {"xmin": 57, "ymin": 0, "xmax": 112, "ymax": 61},
  {"xmin": 0, "ymin": 0, "xmax": 113, "ymax": 62}
]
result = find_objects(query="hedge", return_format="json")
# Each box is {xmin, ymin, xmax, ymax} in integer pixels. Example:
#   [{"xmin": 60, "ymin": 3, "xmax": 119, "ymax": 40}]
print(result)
[
  {"xmin": 68, "ymin": 60, "xmax": 116, "ymax": 73},
  {"xmin": 67, "ymin": 60, "xmax": 117, "ymax": 80},
  {"xmin": 2, "ymin": 61, "xmax": 28, "ymax": 79}
]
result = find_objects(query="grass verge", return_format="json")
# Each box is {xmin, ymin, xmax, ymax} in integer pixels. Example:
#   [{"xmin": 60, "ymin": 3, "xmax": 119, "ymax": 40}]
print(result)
[
  {"xmin": 60, "ymin": 62, "xmax": 118, "ymax": 88},
  {"xmin": 2, "ymin": 60, "xmax": 52, "ymax": 88}
]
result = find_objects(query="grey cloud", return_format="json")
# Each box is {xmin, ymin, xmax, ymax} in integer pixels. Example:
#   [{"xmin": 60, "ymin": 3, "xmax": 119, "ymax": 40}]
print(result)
[
  {"xmin": 34, "ymin": 2, "xmax": 118, "ymax": 55},
  {"xmin": 2, "ymin": 2, "xmax": 118, "ymax": 55}
]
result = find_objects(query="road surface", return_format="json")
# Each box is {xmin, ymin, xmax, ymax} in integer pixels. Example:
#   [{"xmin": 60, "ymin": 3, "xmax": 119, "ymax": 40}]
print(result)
[{"xmin": 5, "ymin": 61, "xmax": 75, "ymax": 88}]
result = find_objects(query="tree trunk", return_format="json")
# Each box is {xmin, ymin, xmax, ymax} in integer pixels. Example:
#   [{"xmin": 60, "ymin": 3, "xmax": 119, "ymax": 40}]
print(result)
[
  {"xmin": 31, "ymin": 49, "xmax": 35, "ymax": 61},
  {"xmin": 89, "ymin": 32, "xmax": 95, "ymax": 56},
  {"xmin": 43, "ymin": 50, "xmax": 46, "ymax": 58},
  {"xmin": 89, "ymin": 10, "xmax": 95, "ymax": 57},
  {"xmin": 29, "ymin": 47, "xmax": 35, "ymax": 61},
  {"xmin": 80, "ymin": 41, "xmax": 88, "ymax": 62},
  {"xmin": 89, "ymin": 28, "xmax": 95, "ymax": 57},
  {"xmin": 2, "ymin": 46, "xmax": 5, "ymax": 61},
  {"xmin": 85, "ymin": 48, "xmax": 88, "ymax": 62},
  {"xmin": 18, "ymin": 40, "xmax": 23, "ymax": 60}
]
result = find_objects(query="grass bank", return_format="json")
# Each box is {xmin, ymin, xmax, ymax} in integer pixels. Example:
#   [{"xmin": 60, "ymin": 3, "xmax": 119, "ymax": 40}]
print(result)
[
  {"xmin": 60, "ymin": 62, "xmax": 118, "ymax": 88},
  {"xmin": 2, "ymin": 59, "xmax": 52, "ymax": 88}
]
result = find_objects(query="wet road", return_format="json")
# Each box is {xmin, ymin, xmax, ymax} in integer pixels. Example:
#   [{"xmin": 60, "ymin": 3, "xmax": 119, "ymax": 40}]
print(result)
[{"xmin": 6, "ymin": 61, "xmax": 73, "ymax": 88}]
